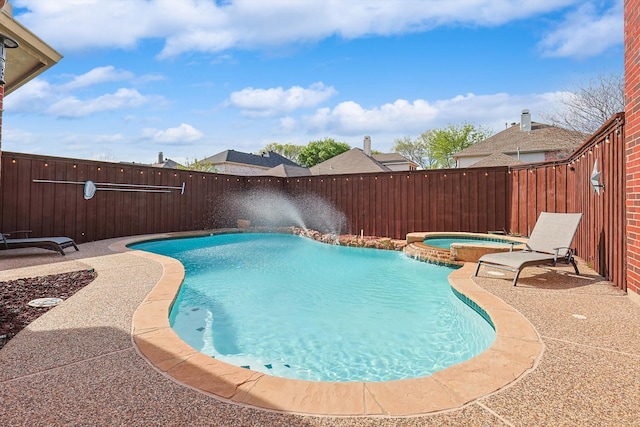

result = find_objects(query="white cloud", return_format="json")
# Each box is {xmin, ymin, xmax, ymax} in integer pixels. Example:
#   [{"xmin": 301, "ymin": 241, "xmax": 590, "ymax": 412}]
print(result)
[
  {"xmin": 14, "ymin": 0, "xmax": 591, "ymax": 58},
  {"xmin": 4, "ymin": 86, "xmax": 572, "ymax": 161},
  {"xmin": 6, "ymin": 66, "xmax": 162, "ymax": 118},
  {"xmin": 305, "ymin": 100, "xmax": 435, "ymax": 134},
  {"xmin": 14, "ymin": 0, "xmax": 168, "ymax": 51},
  {"xmin": 228, "ymin": 82, "xmax": 337, "ymax": 117},
  {"xmin": 2, "ymin": 127, "xmax": 41, "ymax": 152},
  {"xmin": 141, "ymin": 123, "xmax": 204, "ymax": 145},
  {"xmin": 537, "ymin": 1, "xmax": 623, "ymax": 59},
  {"xmin": 302, "ymin": 92, "xmax": 567, "ymax": 136},
  {"xmin": 134, "ymin": 73, "xmax": 166, "ymax": 85},
  {"xmin": 2, "ymin": 128, "xmax": 126, "ymax": 157},
  {"xmin": 94, "ymin": 133, "xmax": 125, "ymax": 143},
  {"xmin": 47, "ymin": 88, "xmax": 150, "ymax": 118},
  {"xmin": 60, "ymin": 66, "xmax": 134, "ymax": 90},
  {"xmin": 3, "ymin": 79, "xmax": 54, "ymax": 112},
  {"xmin": 278, "ymin": 116, "xmax": 298, "ymax": 133}
]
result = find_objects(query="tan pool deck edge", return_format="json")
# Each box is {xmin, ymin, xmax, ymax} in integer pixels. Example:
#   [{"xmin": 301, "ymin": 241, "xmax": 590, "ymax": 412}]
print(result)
[
  {"xmin": 406, "ymin": 231, "xmax": 528, "ymax": 245},
  {"xmin": 116, "ymin": 232, "xmax": 543, "ymax": 417}
]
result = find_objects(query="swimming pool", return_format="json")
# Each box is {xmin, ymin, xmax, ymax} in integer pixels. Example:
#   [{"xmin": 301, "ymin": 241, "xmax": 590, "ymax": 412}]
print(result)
[
  {"xmin": 132, "ymin": 233, "xmax": 495, "ymax": 382},
  {"xmin": 405, "ymin": 232, "xmax": 527, "ymax": 264},
  {"xmin": 423, "ymin": 236, "xmax": 515, "ymax": 249}
]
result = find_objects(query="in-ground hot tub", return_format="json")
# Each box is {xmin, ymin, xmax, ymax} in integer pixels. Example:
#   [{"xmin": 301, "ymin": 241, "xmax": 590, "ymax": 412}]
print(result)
[{"xmin": 405, "ymin": 232, "xmax": 527, "ymax": 264}]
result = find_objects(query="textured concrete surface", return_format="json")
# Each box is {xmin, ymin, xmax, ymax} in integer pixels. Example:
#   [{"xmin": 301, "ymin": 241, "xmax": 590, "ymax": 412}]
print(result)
[{"xmin": 1, "ymin": 235, "xmax": 639, "ymax": 426}]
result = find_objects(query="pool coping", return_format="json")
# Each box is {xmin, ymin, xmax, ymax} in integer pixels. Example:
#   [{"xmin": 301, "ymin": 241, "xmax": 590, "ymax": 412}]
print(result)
[
  {"xmin": 406, "ymin": 231, "xmax": 528, "ymax": 245},
  {"xmin": 405, "ymin": 231, "xmax": 529, "ymax": 265},
  {"xmin": 114, "ymin": 231, "xmax": 543, "ymax": 417}
]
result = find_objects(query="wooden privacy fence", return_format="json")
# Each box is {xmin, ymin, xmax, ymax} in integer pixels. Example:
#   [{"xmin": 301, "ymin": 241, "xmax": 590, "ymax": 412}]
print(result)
[
  {"xmin": 508, "ymin": 113, "xmax": 626, "ymax": 290},
  {"xmin": 0, "ymin": 153, "xmax": 510, "ymax": 244},
  {"xmin": 0, "ymin": 155, "xmax": 245, "ymax": 242},
  {"xmin": 0, "ymin": 113, "xmax": 626, "ymax": 290},
  {"xmin": 242, "ymin": 168, "xmax": 509, "ymax": 239}
]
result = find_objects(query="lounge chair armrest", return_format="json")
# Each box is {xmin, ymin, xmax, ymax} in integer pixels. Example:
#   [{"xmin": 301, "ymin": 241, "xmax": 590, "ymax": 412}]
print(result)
[
  {"xmin": 552, "ymin": 246, "xmax": 575, "ymax": 263},
  {"xmin": 552, "ymin": 246, "xmax": 572, "ymax": 255},
  {"xmin": 5, "ymin": 230, "xmax": 33, "ymax": 238}
]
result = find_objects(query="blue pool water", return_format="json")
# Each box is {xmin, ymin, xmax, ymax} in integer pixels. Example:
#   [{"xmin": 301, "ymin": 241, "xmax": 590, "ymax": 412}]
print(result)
[
  {"xmin": 424, "ymin": 236, "xmax": 513, "ymax": 249},
  {"xmin": 132, "ymin": 233, "xmax": 495, "ymax": 382}
]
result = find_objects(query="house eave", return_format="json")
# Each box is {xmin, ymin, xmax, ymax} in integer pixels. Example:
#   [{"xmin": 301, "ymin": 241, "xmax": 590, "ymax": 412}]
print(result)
[{"xmin": 0, "ymin": 7, "xmax": 63, "ymax": 95}]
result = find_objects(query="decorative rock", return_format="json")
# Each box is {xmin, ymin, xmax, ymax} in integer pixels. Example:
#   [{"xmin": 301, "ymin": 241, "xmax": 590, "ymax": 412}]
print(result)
[
  {"xmin": 27, "ymin": 297, "xmax": 64, "ymax": 308},
  {"xmin": 236, "ymin": 219, "xmax": 251, "ymax": 229},
  {"xmin": 235, "ymin": 225, "xmax": 409, "ymax": 252}
]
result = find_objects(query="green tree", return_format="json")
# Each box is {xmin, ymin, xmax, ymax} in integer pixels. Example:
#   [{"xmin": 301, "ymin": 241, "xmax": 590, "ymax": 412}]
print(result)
[
  {"xmin": 393, "ymin": 124, "xmax": 492, "ymax": 169},
  {"xmin": 392, "ymin": 135, "xmax": 434, "ymax": 169},
  {"xmin": 298, "ymin": 138, "xmax": 351, "ymax": 167},
  {"xmin": 259, "ymin": 143, "xmax": 305, "ymax": 164},
  {"xmin": 428, "ymin": 123, "xmax": 493, "ymax": 169}
]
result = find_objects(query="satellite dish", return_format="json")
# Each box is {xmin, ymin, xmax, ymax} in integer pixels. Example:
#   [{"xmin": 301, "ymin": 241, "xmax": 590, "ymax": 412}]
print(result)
[
  {"xmin": 84, "ymin": 180, "xmax": 97, "ymax": 200},
  {"xmin": 590, "ymin": 159, "xmax": 605, "ymax": 195}
]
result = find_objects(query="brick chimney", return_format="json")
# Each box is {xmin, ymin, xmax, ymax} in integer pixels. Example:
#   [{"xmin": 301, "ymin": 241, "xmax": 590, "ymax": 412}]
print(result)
[
  {"xmin": 520, "ymin": 109, "xmax": 531, "ymax": 132},
  {"xmin": 363, "ymin": 135, "xmax": 371, "ymax": 156}
]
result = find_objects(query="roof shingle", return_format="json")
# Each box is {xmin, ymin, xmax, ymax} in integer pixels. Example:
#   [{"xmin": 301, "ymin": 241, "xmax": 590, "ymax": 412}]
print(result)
[
  {"xmin": 467, "ymin": 152, "xmax": 525, "ymax": 168},
  {"xmin": 454, "ymin": 123, "xmax": 586, "ymax": 158},
  {"xmin": 204, "ymin": 150, "xmax": 300, "ymax": 168},
  {"xmin": 309, "ymin": 148, "xmax": 391, "ymax": 175}
]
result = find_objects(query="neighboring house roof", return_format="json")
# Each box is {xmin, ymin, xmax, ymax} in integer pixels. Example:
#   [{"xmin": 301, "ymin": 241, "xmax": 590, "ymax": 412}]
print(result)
[
  {"xmin": 152, "ymin": 158, "xmax": 182, "ymax": 169},
  {"xmin": 260, "ymin": 164, "xmax": 312, "ymax": 177},
  {"xmin": 467, "ymin": 152, "xmax": 525, "ymax": 168},
  {"xmin": 204, "ymin": 150, "xmax": 300, "ymax": 169},
  {"xmin": 201, "ymin": 145, "xmax": 414, "ymax": 177},
  {"xmin": 372, "ymin": 153, "xmax": 418, "ymax": 168},
  {"xmin": 454, "ymin": 122, "xmax": 585, "ymax": 159},
  {"xmin": 308, "ymin": 148, "xmax": 391, "ymax": 175}
]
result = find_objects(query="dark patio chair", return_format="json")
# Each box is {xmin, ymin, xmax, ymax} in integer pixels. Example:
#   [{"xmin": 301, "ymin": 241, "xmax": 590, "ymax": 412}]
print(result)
[{"xmin": 0, "ymin": 230, "xmax": 79, "ymax": 256}]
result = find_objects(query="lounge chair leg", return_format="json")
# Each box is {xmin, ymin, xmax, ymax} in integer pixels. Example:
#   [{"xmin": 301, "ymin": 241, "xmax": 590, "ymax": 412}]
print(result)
[
  {"xmin": 570, "ymin": 257, "xmax": 579, "ymax": 275},
  {"xmin": 512, "ymin": 269, "xmax": 522, "ymax": 286},
  {"xmin": 473, "ymin": 262, "xmax": 482, "ymax": 277}
]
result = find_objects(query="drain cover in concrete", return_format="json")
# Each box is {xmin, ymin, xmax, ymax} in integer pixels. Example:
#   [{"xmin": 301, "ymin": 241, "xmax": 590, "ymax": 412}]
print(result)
[{"xmin": 28, "ymin": 297, "xmax": 63, "ymax": 308}]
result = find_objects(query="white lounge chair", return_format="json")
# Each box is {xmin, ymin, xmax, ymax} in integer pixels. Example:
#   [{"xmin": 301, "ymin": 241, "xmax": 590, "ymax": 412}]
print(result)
[{"xmin": 474, "ymin": 212, "xmax": 583, "ymax": 286}]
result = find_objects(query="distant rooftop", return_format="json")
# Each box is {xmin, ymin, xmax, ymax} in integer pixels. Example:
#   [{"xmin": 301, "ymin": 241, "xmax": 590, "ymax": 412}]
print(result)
[
  {"xmin": 204, "ymin": 150, "xmax": 300, "ymax": 169},
  {"xmin": 308, "ymin": 148, "xmax": 391, "ymax": 175},
  {"xmin": 372, "ymin": 153, "xmax": 412, "ymax": 165},
  {"xmin": 455, "ymin": 122, "xmax": 585, "ymax": 158},
  {"xmin": 467, "ymin": 152, "xmax": 525, "ymax": 168},
  {"xmin": 259, "ymin": 163, "xmax": 312, "ymax": 177}
]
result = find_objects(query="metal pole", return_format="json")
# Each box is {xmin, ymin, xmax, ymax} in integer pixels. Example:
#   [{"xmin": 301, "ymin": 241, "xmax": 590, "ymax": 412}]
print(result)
[
  {"xmin": 0, "ymin": 33, "xmax": 18, "ymax": 189},
  {"xmin": 33, "ymin": 179, "xmax": 185, "ymax": 192},
  {"xmin": 32, "ymin": 179, "xmax": 186, "ymax": 196}
]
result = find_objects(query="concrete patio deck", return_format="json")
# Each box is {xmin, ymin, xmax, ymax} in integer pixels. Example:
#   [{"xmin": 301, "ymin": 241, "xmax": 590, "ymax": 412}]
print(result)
[{"xmin": 1, "ymin": 234, "xmax": 639, "ymax": 426}]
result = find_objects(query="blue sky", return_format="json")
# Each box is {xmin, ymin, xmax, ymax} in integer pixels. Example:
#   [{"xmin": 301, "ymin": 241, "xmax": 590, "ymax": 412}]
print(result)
[{"xmin": 3, "ymin": 0, "xmax": 624, "ymax": 165}]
